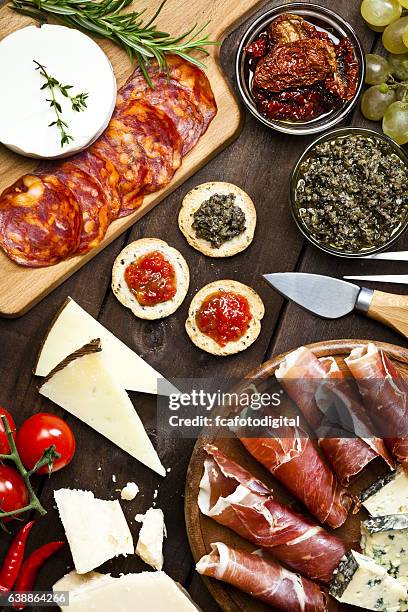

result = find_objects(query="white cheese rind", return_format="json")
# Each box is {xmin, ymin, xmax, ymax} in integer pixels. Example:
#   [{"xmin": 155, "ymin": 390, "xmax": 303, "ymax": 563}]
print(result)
[
  {"xmin": 136, "ymin": 507, "xmax": 166, "ymax": 570},
  {"xmin": 39, "ymin": 347, "xmax": 166, "ymax": 476},
  {"xmin": 330, "ymin": 550, "xmax": 408, "ymax": 612},
  {"xmin": 54, "ymin": 489, "xmax": 134, "ymax": 574},
  {"xmin": 361, "ymin": 515, "xmax": 408, "ymax": 587},
  {"xmin": 35, "ymin": 297, "xmax": 176, "ymax": 396},
  {"xmin": 53, "ymin": 570, "xmax": 199, "ymax": 612},
  {"xmin": 0, "ymin": 25, "xmax": 116, "ymax": 159},
  {"xmin": 361, "ymin": 467, "xmax": 408, "ymax": 517}
]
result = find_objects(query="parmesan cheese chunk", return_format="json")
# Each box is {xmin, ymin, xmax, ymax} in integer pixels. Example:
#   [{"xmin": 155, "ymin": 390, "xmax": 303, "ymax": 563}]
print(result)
[
  {"xmin": 136, "ymin": 508, "xmax": 166, "ymax": 570},
  {"xmin": 54, "ymin": 489, "xmax": 134, "ymax": 574},
  {"xmin": 121, "ymin": 482, "xmax": 139, "ymax": 501},
  {"xmin": 39, "ymin": 341, "xmax": 166, "ymax": 476},
  {"xmin": 53, "ymin": 570, "xmax": 199, "ymax": 611},
  {"xmin": 35, "ymin": 297, "xmax": 176, "ymax": 396}
]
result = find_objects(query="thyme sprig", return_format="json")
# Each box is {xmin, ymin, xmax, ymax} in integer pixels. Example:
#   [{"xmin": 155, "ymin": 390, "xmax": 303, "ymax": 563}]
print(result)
[
  {"xmin": 0, "ymin": 416, "xmax": 61, "ymax": 530},
  {"xmin": 12, "ymin": 0, "xmax": 218, "ymax": 87},
  {"xmin": 34, "ymin": 60, "xmax": 88, "ymax": 147}
]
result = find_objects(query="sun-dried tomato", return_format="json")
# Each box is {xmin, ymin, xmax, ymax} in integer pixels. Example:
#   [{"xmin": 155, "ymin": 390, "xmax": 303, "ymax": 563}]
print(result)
[
  {"xmin": 245, "ymin": 34, "xmax": 269, "ymax": 58},
  {"xmin": 254, "ymin": 38, "xmax": 337, "ymax": 92},
  {"xmin": 325, "ymin": 38, "xmax": 359, "ymax": 101},
  {"xmin": 268, "ymin": 13, "xmax": 318, "ymax": 44},
  {"xmin": 246, "ymin": 13, "xmax": 360, "ymax": 122}
]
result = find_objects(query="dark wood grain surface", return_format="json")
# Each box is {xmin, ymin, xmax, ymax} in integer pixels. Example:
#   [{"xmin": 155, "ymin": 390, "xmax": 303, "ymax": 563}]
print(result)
[{"xmin": 0, "ymin": 1, "xmax": 406, "ymax": 610}]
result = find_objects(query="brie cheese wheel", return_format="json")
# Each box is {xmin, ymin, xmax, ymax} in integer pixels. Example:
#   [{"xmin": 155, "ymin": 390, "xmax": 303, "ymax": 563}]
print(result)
[
  {"xmin": 360, "ymin": 467, "xmax": 408, "ymax": 517},
  {"xmin": 54, "ymin": 489, "xmax": 134, "ymax": 574},
  {"xmin": 0, "ymin": 25, "xmax": 116, "ymax": 159},
  {"xmin": 330, "ymin": 550, "xmax": 408, "ymax": 611},
  {"xmin": 39, "ymin": 340, "xmax": 166, "ymax": 476},
  {"xmin": 53, "ymin": 570, "xmax": 200, "ymax": 612},
  {"xmin": 35, "ymin": 297, "xmax": 178, "ymax": 396},
  {"xmin": 136, "ymin": 507, "xmax": 166, "ymax": 570}
]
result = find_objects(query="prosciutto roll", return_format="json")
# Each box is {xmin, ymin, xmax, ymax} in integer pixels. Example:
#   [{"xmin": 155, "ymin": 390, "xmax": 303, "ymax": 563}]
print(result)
[
  {"xmin": 345, "ymin": 343, "xmax": 408, "ymax": 471},
  {"xmin": 196, "ymin": 542, "xmax": 327, "ymax": 612},
  {"xmin": 275, "ymin": 347, "xmax": 394, "ymax": 485},
  {"xmin": 198, "ymin": 445, "xmax": 347, "ymax": 582},
  {"xmin": 240, "ymin": 433, "xmax": 353, "ymax": 528}
]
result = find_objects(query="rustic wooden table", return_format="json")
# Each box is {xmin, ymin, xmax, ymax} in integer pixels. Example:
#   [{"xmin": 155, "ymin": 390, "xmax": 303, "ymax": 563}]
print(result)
[{"xmin": 0, "ymin": 1, "xmax": 406, "ymax": 610}]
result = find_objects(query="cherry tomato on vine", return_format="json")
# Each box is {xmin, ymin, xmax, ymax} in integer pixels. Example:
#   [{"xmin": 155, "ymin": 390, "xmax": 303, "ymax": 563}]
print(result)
[
  {"xmin": 16, "ymin": 413, "xmax": 76, "ymax": 474},
  {"xmin": 0, "ymin": 465, "xmax": 29, "ymax": 520},
  {"xmin": 0, "ymin": 407, "xmax": 16, "ymax": 454}
]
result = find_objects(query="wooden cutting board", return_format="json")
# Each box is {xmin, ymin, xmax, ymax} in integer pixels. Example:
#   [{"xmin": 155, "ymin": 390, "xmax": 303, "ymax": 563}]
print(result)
[
  {"xmin": 185, "ymin": 339, "xmax": 408, "ymax": 612},
  {"xmin": 0, "ymin": 0, "xmax": 264, "ymax": 317}
]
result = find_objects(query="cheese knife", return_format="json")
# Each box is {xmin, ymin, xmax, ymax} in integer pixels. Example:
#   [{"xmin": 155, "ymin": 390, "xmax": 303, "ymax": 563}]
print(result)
[
  {"xmin": 344, "ymin": 275, "xmax": 408, "ymax": 285},
  {"xmin": 263, "ymin": 272, "xmax": 408, "ymax": 339}
]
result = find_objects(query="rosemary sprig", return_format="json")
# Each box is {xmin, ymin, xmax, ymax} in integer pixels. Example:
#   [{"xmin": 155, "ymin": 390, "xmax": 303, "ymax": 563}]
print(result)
[
  {"xmin": 34, "ymin": 60, "xmax": 88, "ymax": 147},
  {"xmin": 12, "ymin": 0, "xmax": 219, "ymax": 88},
  {"xmin": 0, "ymin": 416, "xmax": 61, "ymax": 529}
]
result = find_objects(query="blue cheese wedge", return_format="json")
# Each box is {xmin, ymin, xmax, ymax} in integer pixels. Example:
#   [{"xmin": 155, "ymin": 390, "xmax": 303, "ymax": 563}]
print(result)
[
  {"xmin": 360, "ymin": 467, "xmax": 408, "ymax": 517},
  {"xmin": 361, "ymin": 515, "xmax": 408, "ymax": 587},
  {"xmin": 330, "ymin": 550, "xmax": 408, "ymax": 611}
]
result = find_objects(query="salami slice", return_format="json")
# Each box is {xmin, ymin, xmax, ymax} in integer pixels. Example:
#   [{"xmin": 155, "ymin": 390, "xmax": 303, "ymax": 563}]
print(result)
[
  {"xmin": 0, "ymin": 174, "xmax": 81, "ymax": 267},
  {"xmin": 51, "ymin": 164, "xmax": 111, "ymax": 254},
  {"xmin": 70, "ymin": 150, "xmax": 121, "ymax": 221},
  {"xmin": 115, "ymin": 100, "xmax": 182, "ymax": 194},
  {"xmin": 117, "ymin": 73, "xmax": 203, "ymax": 155},
  {"xmin": 91, "ymin": 118, "xmax": 146, "ymax": 218},
  {"xmin": 165, "ymin": 55, "xmax": 217, "ymax": 132}
]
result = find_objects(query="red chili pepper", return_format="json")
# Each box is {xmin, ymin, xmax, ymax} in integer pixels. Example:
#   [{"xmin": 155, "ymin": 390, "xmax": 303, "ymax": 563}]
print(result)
[
  {"xmin": 12, "ymin": 541, "xmax": 64, "ymax": 610},
  {"xmin": 0, "ymin": 521, "xmax": 34, "ymax": 591}
]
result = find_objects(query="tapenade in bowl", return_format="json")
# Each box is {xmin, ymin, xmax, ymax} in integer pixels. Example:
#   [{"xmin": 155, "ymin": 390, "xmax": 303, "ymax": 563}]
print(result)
[
  {"xmin": 290, "ymin": 127, "xmax": 408, "ymax": 257},
  {"xmin": 236, "ymin": 4, "xmax": 365, "ymax": 135}
]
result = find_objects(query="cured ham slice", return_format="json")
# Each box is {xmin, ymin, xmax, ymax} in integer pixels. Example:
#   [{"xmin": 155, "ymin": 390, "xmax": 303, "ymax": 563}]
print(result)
[
  {"xmin": 241, "ymin": 434, "xmax": 353, "ymax": 528},
  {"xmin": 275, "ymin": 347, "xmax": 394, "ymax": 485},
  {"xmin": 198, "ymin": 444, "xmax": 347, "ymax": 582},
  {"xmin": 345, "ymin": 343, "xmax": 408, "ymax": 471},
  {"xmin": 196, "ymin": 542, "xmax": 327, "ymax": 611}
]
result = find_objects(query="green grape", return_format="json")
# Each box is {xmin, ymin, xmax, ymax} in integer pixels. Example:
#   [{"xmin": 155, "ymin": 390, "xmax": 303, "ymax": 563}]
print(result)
[
  {"xmin": 361, "ymin": 0, "xmax": 402, "ymax": 27},
  {"xmin": 399, "ymin": 0, "xmax": 408, "ymax": 7},
  {"xmin": 384, "ymin": 17, "xmax": 408, "ymax": 55},
  {"xmin": 383, "ymin": 17, "xmax": 408, "ymax": 53},
  {"xmin": 361, "ymin": 85, "xmax": 397, "ymax": 120},
  {"xmin": 365, "ymin": 54, "xmax": 391, "ymax": 83},
  {"xmin": 402, "ymin": 24, "xmax": 408, "ymax": 49},
  {"xmin": 383, "ymin": 100, "xmax": 408, "ymax": 143},
  {"xmin": 388, "ymin": 52, "xmax": 408, "ymax": 78}
]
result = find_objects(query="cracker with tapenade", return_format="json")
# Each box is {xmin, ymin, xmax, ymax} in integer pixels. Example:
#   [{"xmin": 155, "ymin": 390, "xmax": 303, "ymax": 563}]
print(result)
[{"xmin": 178, "ymin": 182, "xmax": 256, "ymax": 257}]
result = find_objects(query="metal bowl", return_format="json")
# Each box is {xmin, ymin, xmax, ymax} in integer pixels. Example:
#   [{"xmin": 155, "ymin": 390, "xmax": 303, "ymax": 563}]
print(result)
[
  {"xmin": 290, "ymin": 127, "xmax": 408, "ymax": 258},
  {"xmin": 235, "ymin": 3, "xmax": 365, "ymax": 136}
]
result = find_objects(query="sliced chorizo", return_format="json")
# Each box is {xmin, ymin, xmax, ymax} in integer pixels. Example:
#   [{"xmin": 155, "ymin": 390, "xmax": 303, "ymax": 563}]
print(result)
[
  {"xmin": 117, "ymin": 73, "xmax": 203, "ymax": 155},
  {"xmin": 0, "ymin": 174, "xmax": 81, "ymax": 267}
]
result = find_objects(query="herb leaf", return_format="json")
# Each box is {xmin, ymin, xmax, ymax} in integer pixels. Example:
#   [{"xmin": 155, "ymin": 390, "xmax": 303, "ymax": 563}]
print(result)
[
  {"xmin": 14, "ymin": 0, "xmax": 219, "ymax": 88},
  {"xmin": 33, "ymin": 59, "xmax": 88, "ymax": 147}
]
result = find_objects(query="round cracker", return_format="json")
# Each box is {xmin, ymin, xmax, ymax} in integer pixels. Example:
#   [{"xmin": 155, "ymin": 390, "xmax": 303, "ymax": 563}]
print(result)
[
  {"xmin": 185, "ymin": 280, "xmax": 264, "ymax": 356},
  {"xmin": 112, "ymin": 238, "xmax": 189, "ymax": 320},
  {"xmin": 178, "ymin": 182, "xmax": 256, "ymax": 257}
]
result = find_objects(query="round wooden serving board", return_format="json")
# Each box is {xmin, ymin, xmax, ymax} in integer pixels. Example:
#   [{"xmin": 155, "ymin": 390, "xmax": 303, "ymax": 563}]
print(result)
[{"xmin": 185, "ymin": 339, "xmax": 408, "ymax": 612}]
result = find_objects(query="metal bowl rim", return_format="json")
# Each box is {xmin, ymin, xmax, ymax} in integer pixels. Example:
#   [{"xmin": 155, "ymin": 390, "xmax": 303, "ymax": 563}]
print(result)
[
  {"xmin": 235, "ymin": 3, "xmax": 366, "ymax": 136},
  {"xmin": 289, "ymin": 126, "xmax": 408, "ymax": 258}
]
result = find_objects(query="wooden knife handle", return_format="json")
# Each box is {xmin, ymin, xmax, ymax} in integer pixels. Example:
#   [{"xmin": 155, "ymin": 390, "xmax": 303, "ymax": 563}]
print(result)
[{"xmin": 367, "ymin": 290, "xmax": 408, "ymax": 339}]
